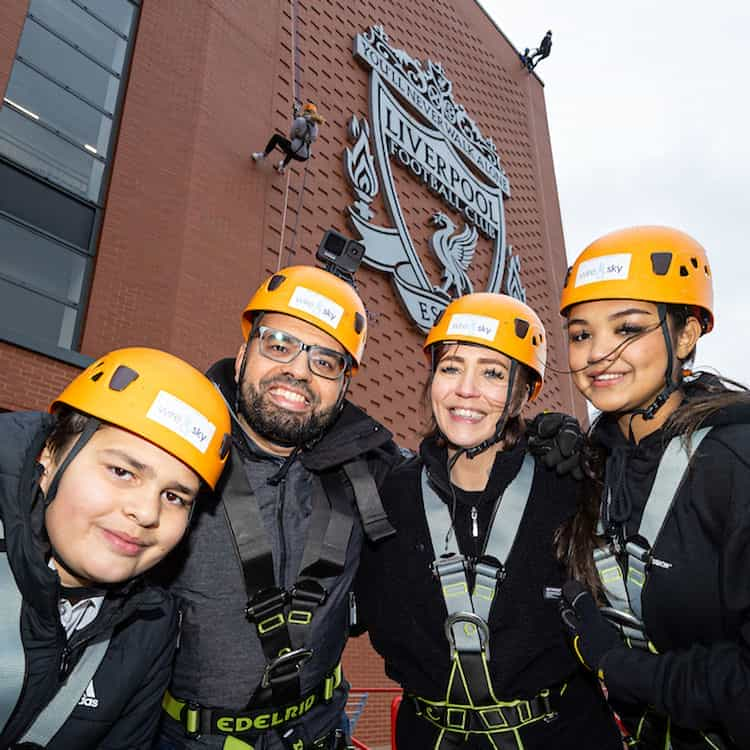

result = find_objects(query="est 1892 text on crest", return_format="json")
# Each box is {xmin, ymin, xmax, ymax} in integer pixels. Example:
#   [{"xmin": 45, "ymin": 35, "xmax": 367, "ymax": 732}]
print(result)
[{"xmin": 344, "ymin": 26, "xmax": 527, "ymax": 333}]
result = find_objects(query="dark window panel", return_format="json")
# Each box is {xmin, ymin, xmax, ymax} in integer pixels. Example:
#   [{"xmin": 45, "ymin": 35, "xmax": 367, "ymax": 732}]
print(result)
[
  {"xmin": 0, "ymin": 215, "xmax": 86, "ymax": 303},
  {"xmin": 0, "ymin": 106, "xmax": 104, "ymax": 202},
  {"xmin": 74, "ymin": 0, "xmax": 136, "ymax": 36},
  {"xmin": 6, "ymin": 63, "xmax": 113, "ymax": 153},
  {"xmin": 0, "ymin": 276, "xmax": 77, "ymax": 349},
  {"xmin": 0, "ymin": 160, "xmax": 94, "ymax": 249},
  {"xmin": 29, "ymin": 0, "xmax": 127, "ymax": 74},
  {"xmin": 18, "ymin": 20, "xmax": 119, "ymax": 112}
]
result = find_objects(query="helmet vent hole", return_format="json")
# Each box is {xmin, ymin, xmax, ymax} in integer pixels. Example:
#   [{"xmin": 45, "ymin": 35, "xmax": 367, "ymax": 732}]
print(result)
[
  {"xmin": 514, "ymin": 318, "xmax": 530, "ymax": 339},
  {"xmin": 532, "ymin": 335, "xmax": 537, "ymax": 346},
  {"xmin": 108, "ymin": 365, "xmax": 139, "ymax": 392},
  {"xmin": 354, "ymin": 311, "xmax": 365, "ymax": 334},
  {"xmin": 679, "ymin": 265, "xmax": 689, "ymax": 277},
  {"xmin": 539, "ymin": 332, "xmax": 543, "ymax": 342},
  {"xmin": 90, "ymin": 371, "xmax": 104, "ymax": 382},
  {"xmin": 690, "ymin": 257, "xmax": 699, "ymax": 269},
  {"xmin": 704, "ymin": 265, "xmax": 711, "ymax": 277},
  {"xmin": 267, "ymin": 274, "xmax": 286, "ymax": 291},
  {"xmin": 650, "ymin": 252, "xmax": 672, "ymax": 276}
]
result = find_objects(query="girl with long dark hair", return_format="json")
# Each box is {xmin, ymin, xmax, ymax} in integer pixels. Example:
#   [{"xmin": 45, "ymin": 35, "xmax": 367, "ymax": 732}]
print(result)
[{"xmin": 557, "ymin": 226, "xmax": 750, "ymax": 749}]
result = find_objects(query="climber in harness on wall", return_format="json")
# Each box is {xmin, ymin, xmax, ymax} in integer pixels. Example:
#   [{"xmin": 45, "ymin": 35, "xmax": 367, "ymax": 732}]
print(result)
[
  {"xmin": 555, "ymin": 226, "xmax": 750, "ymax": 749},
  {"xmin": 252, "ymin": 101, "xmax": 325, "ymax": 175},
  {"xmin": 0, "ymin": 348, "xmax": 230, "ymax": 749},
  {"xmin": 155, "ymin": 238, "xmax": 401, "ymax": 750},
  {"xmin": 355, "ymin": 292, "xmax": 623, "ymax": 749}
]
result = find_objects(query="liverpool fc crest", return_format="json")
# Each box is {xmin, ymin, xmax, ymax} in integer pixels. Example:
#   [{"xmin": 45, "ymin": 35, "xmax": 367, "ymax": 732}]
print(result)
[{"xmin": 344, "ymin": 26, "xmax": 526, "ymax": 332}]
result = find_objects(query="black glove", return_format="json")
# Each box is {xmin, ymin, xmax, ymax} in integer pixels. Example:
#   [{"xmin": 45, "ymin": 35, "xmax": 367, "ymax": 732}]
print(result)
[
  {"xmin": 526, "ymin": 412, "xmax": 584, "ymax": 480},
  {"xmin": 559, "ymin": 580, "xmax": 622, "ymax": 676}
]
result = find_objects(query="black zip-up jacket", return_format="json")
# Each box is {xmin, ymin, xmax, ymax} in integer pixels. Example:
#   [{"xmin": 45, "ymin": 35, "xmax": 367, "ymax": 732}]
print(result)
[
  {"xmin": 0, "ymin": 412, "xmax": 179, "ymax": 749},
  {"xmin": 593, "ymin": 391, "xmax": 750, "ymax": 749},
  {"xmin": 158, "ymin": 358, "xmax": 401, "ymax": 749},
  {"xmin": 356, "ymin": 436, "xmax": 622, "ymax": 749}
]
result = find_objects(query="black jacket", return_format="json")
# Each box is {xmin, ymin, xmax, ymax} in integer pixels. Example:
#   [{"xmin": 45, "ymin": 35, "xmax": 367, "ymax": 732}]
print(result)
[
  {"xmin": 0, "ymin": 412, "xmax": 179, "ymax": 749},
  {"xmin": 356, "ymin": 436, "xmax": 622, "ymax": 748},
  {"xmin": 593, "ymin": 388, "xmax": 750, "ymax": 749},
  {"xmin": 158, "ymin": 359, "xmax": 401, "ymax": 749}
]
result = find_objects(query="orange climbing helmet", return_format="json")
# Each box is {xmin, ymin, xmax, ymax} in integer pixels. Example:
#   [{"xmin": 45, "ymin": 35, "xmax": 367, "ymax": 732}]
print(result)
[
  {"xmin": 51, "ymin": 348, "xmax": 231, "ymax": 489},
  {"xmin": 241, "ymin": 265, "xmax": 367, "ymax": 371},
  {"xmin": 424, "ymin": 293, "xmax": 547, "ymax": 401},
  {"xmin": 300, "ymin": 101, "xmax": 325, "ymax": 124},
  {"xmin": 560, "ymin": 226, "xmax": 714, "ymax": 333}
]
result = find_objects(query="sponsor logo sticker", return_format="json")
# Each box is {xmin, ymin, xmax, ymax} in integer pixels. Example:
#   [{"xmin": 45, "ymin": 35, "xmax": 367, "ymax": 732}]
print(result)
[
  {"xmin": 446, "ymin": 313, "xmax": 499, "ymax": 342},
  {"xmin": 146, "ymin": 391, "xmax": 216, "ymax": 454},
  {"xmin": 575, "ymin": 254, "xmax": 632, "ymax": 287},
  {"xmin": 288, "ymin": 286, "xmax": 344, "ymax": 329}
]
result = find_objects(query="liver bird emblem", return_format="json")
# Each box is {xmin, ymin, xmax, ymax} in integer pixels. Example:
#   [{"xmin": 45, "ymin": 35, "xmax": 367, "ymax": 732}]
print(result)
[{"xmin": 429, "ymin": 212, "xmax": 478, "ymax": 296}]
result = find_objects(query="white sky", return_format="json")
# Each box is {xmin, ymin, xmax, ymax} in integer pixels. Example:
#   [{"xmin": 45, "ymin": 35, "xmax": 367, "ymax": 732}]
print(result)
[{"xmin": 481, "ymin": 0, "xmax": 750, "ymax": 384}]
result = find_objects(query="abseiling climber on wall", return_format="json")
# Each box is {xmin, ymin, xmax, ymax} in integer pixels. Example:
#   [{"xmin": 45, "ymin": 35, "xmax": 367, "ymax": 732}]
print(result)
[{"xmin": 252, "ymin": 101, "xmax": 325, "ymax": 175}]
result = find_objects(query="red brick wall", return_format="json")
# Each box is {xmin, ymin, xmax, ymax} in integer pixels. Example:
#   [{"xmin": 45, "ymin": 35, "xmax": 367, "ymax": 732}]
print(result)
[
  {"xmin": 0, "ymin": 0, "xmax": 26, "ymax": 99},
  {"xmin": 0, "ymin": 343, "xmax": 78, "ymax": 412},
  {"xmin": 1, "ymin": 1, "xmax": 586, "ymax": 745}
]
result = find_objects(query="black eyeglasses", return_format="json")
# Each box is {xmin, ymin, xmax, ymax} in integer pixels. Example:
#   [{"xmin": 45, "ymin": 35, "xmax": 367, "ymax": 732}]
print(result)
[{"xmin": 253, "ymin": 326, "xmax": 349, "ymax": 380}]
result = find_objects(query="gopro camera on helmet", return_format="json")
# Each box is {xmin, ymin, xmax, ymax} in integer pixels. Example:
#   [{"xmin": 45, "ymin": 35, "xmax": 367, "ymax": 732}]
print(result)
[{"xmin": 316, "ymin": 229, "xmax": 365, "ymax": 281}]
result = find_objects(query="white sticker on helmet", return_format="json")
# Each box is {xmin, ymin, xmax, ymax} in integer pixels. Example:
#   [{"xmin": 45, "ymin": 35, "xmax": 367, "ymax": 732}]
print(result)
[
  {"xmin": 575, "ymin": 253, "xmax": 632, "ymax": 287},
  {"xmin": 446, "ymin": 313, "xmax": 499, "ymax": 342},
  {"xmin": 288, "ymin": 286, "xmax": 344, "ymax": 329},
  {"xmin": 146, "ymin": 391, "xmax": 216, "ymax": 454}
]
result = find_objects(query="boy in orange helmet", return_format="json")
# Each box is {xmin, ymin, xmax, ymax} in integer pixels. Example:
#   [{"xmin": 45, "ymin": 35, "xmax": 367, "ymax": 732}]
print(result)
[{"xmin": 0, "ymin": 348, "xmax": 230, "ymax": 749}]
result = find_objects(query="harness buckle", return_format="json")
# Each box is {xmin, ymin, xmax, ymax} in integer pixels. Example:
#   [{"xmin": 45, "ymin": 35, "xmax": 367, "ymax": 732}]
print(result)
[
  {"xmin": 625, "ymin": 539, "xmax": 650, "ymax": 564},
  {"xmin": 245, "ymin": 587, "xmax": 289, "ymax": 624},
  {"xmin": 539, "ymin": 689, "xmax": 558, "ymax": 723},
  {"xmin": 291, "ymin": 579, "xmax": 328, "ymax": 606},
  {"xmin": 182, "ymin": 700, "xmax": 202, "ymax": 739},
  {"xmin": 599, "ymin": 606, "xmax": 645, "ymax": 631},
  {"xmin": 431, "ymin": 553, "xmax": 467, "ymax": 579},
  {"xmin": 261, "ymin": 647, "xmax": 314, "ymax": 688},
  {"xmin": 625, "ymin": 537, "xmax": 672, "ymax": 571},
  {"xmin": 474, "ymin": 556, "xmax": 505, "ymax": 582},
  {"xmin": 443, "ymin": 611, "xmax": 490, "ymax": 658}
]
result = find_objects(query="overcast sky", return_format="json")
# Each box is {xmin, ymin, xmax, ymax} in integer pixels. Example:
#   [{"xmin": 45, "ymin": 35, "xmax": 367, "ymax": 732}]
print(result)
[{"xmin": 481, "ymin": 0, "xmax": 750, "ymax": 384}]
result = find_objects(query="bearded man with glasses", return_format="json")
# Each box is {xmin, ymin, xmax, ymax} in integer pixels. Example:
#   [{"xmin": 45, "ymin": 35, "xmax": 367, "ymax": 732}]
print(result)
[{"xmin": 156, "ymin": 265, "xmax": 401, "ymax": 750}]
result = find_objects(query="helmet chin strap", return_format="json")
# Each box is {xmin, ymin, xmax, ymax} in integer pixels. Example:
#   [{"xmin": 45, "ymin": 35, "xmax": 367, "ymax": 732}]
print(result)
[
  {"xmin": 622, "ymin": 303, "xmax": 679, "ymax": 436},
  {"xmin": 43, "ymin": 418, "xmax": 101, "ymax": 585},
  {"xmin": 446, "ymin": 360, "xmax": 518, "ymax": 474},
  {"xmin": 43, "ymin": 418, "xmax": 101, "ymax": 507}
]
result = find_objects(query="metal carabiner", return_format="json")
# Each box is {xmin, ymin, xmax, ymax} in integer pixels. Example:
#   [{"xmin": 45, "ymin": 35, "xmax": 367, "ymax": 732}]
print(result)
[
  {"xmin": 261, "ymin": 647, "xmax": 314, "ymax": 688},
  {"xmin": 443, "ymin": 611, "xmax": 490, "ymax": 659}
]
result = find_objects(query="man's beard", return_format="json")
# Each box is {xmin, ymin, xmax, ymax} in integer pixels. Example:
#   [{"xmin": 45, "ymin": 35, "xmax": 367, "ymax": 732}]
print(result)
[{"xmin": 237, "ymin": 374, "xmax": 340, "ymax": 448}]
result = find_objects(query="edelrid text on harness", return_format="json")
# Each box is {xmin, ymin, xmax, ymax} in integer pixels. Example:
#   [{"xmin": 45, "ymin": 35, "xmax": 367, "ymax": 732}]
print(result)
[
  {"xmin": 0, "ymin": 518, "xmax": 112, "ymax": 745},
  {"xmin": 595, "ymin": 427, "xmax": 712, "ymax": 650},
  {"xmin": 418, "ymin": 454, "xmax": 559, "ymax": 749}
]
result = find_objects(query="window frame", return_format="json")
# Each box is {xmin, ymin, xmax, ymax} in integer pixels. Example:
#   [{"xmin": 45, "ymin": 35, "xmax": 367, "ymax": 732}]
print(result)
[{"xmin": 0, "ymin": 0, "xmax": 140, "ymax": 362}]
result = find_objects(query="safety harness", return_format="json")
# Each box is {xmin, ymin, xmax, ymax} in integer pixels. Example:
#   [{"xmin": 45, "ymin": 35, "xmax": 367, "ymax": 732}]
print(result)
[
  {"xmin": 0, "ymin": 518, "xmax": 112, "ymax": 745},
  {"xmin": 415, "ymin": 454, "xmax": 559, "ymax": 749},
  {"xmin": 164, "ymin": 452, "xmax": 393, "ymax": 746},
  {"xmin": 596, "ymin": 426, "xmax": 730, "ymax": 749},
  {"xmin": 594, "ymin": 427, "xmax": 712, "ymax": 650}
]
